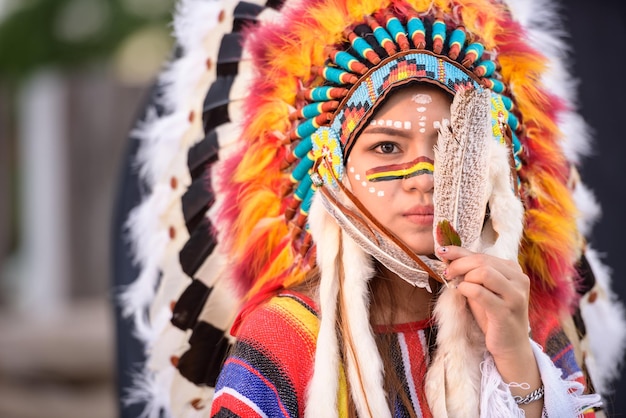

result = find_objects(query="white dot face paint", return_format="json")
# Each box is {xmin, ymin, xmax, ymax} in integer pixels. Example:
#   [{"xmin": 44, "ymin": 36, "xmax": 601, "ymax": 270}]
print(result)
[
  {"xmin": 411, "ymin": 94, "xmax": 433, "ymax": 104},
  {"xmin": 414, "ymin": 99, "xmax": 429, "ymax": 133},
  {"xmin": 349, "ymin": 165, "xmax": 386, "ymax": 199},
  {"xmin": 370, "ymin": 119, "xmax": 412, "ymax": 129}
]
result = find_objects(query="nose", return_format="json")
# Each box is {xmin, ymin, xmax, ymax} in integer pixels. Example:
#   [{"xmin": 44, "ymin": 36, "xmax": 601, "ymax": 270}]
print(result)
[{"xmin": 401, "ymin": 171, "xmax": 434, "ymax": 194}]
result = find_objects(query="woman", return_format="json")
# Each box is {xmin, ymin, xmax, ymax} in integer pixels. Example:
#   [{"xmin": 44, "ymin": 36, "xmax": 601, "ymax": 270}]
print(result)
[{"xmin": 207, "ymin": 1, "xmax": 603, "ymax": 415}]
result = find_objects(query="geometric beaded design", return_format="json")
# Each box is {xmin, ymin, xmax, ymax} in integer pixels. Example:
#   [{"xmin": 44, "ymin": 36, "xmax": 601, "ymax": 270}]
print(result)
[{"xmin": 334, "ymin": 52, "xmax": 479, "ymax": 157}]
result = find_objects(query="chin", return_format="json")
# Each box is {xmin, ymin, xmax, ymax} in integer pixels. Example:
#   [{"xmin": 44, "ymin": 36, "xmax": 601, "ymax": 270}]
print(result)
[
  {"xmin": 405, "ymin": 240, "xmax": 434, "ymax": 256},
  {"xmin": 395, "ymin": 231, "xmax": 434, "ymax": 255}
]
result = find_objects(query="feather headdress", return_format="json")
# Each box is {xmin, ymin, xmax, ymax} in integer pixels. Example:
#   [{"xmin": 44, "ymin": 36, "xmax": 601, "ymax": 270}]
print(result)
[{"xmin": 119, "ymin": 0, "xmax": 626, "ymax": 415}]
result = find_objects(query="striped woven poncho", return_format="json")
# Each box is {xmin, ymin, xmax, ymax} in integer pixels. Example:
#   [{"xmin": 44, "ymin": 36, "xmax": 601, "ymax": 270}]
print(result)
[{"xmin": 210, "ymin": 290, "xmax": 597, "ymax": 418}]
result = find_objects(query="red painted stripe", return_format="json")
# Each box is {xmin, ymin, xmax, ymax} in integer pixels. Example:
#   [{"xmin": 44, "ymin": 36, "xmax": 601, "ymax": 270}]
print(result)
[{"xmin": 366, "ymin": 156, "xmax": 434, "ymax": 175}]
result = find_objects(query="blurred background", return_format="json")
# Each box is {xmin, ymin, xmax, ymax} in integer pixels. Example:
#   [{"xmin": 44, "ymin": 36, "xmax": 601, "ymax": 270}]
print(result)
[
  {"xmin": 0, "ymin": 0, "xmax": 174, "ymax": 416},
  {"xmin": 0, "ymin": 0, "xmax": 624, "ymax": 417}
]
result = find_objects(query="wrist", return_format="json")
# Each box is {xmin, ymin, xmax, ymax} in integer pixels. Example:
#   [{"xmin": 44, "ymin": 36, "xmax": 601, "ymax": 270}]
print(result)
[{"xmin": 491, "ymin": 341, "xmax": 541, "ymax": 395}]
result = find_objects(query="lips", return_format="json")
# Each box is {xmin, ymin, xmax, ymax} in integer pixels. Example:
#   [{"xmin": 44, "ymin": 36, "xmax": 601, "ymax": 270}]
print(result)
[
  {"xmin": 404, "ymin": 205, "xmax": 434, "ymax": 216},
  {"xmin": 403, "ymin": 205, "xmax": 434, "ymax": 226}
]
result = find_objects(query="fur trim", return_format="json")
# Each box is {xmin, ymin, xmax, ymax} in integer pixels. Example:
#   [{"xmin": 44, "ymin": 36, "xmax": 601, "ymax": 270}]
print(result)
[
  {"xmin": 426, "ymin": 288, "xmax": 484, "ymax": 417},
  {"xmin": 482, "ymin": 140, "xmax": 525, "ymax": 261},
  {"xmin": 341, "ymin": 231, "xmax": 386, "ymax": 418},
  {"xmin": 305, "ymin": 194, "xmax": 342, "ymax": 418}
]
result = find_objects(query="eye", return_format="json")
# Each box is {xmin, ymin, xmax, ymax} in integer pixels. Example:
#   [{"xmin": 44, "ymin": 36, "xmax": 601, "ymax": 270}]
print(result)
[{"xmin": 374, "ymin": 142, "xmax": 399, "ymax": 154}]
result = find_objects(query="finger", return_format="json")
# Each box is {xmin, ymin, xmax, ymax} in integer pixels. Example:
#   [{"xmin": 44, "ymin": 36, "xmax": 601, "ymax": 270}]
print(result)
[
  {"xmin": 461, "ymin": 265, "xmax": 510, "ymax": 298},
  {"xmin": 436, "ymin": 245, "xmax": 473, "ymax": 261},
  {"xmin": 456, "ymin": 281, "xmax": 504, "ymax": 311},
  {"xmin": 445, "ymin": 253, "xmax": 524, "ymax": 284}
]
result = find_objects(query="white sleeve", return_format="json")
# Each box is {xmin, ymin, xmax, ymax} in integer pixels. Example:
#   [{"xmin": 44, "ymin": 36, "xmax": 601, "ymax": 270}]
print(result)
[{"xmin": 479, "ymin": 338, "xmax": 602, "ymax": 418}]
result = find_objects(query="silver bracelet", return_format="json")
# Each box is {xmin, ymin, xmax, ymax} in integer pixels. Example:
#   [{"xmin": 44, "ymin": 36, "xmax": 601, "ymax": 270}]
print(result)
[{"xmin": 513, "ymin": 386, "xmax": 545, "ymax": 405}]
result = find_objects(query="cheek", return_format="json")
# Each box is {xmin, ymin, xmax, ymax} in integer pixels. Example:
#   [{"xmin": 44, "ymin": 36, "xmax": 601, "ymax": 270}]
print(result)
[{"xmin": 348, "ymin": 165, "xmax": 387, "ymax": 198}]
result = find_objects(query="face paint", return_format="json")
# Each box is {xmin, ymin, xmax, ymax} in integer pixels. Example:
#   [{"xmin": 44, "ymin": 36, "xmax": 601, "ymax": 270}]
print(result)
[
  {"xmin": 411, "ymin": 93, "xmax": 433, "ymax": 104},
  {"xmin": 370, "ymin": 119, "xmax": 412, "ymax": 129},
  {"xmin": 349, "ymin": 165, "xmax": 386, "ymax": 198},
  {"xmin": 433, "ymin": 118, "xmax": 449, "ymax": 130},
  {"xmin": 365, "ymin": 156, "xmax": 434, "ymax": 183}
]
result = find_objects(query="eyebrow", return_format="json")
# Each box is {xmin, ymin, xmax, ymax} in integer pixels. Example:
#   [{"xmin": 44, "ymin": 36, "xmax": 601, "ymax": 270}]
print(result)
[{"xmin": 360, "ymin": 126, "xmax": 413, "ymax": 139}]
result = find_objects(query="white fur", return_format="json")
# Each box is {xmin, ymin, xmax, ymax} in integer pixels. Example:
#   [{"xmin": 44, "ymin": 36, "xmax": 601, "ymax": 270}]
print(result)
[
  {"xmin": 341, "ymin": 232, "xmax": 387, "ymax": 418},
  {"xmin": 305, "ymin": 194, "xmax": 342, "ymax": 418},
  {"xmin": 425, "ymin": 288, "xmax": 484, "ymax": 418},
  {"xmin": 481, "ymin": 140, "xmax": 525, "ymax": 260},
  {"xmin": 573, "ymin": 180, "xmax": 602, "ymax": 237}
]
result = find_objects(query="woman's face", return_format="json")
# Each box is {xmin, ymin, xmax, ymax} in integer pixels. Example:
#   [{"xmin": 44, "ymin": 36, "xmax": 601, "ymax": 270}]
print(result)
[{"xmin": 346, "ymin": 84, "xmax": 451, "ymax": 255}]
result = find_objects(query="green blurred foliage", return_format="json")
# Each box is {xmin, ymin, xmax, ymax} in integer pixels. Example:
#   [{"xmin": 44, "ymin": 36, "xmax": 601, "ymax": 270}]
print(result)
[{"xmin": 0, "ymin": 0, "xmax": 174, "ymax": 81}]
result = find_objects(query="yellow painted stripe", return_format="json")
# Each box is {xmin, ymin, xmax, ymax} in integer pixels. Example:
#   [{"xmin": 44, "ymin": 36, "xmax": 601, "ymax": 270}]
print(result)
[{"xmin": 366, "ymin": 161, "xmax": 434, "ymax": 182}]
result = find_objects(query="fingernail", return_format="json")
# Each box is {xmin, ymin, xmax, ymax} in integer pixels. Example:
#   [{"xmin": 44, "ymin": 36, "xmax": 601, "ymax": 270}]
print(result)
[{"xmin": 438, "ymin": 246, "xmax": 448, "ymax": 253}]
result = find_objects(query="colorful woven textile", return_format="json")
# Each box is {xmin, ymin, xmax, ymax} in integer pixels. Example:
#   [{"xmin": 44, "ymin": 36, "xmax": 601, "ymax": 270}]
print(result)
[{"xmin": 210, "ymin": 291, "xmax": 598, "ymax": 417}]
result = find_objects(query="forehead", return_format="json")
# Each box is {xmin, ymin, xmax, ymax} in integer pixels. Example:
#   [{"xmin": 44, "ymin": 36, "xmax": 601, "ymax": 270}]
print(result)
[{"xmin": 372, "ymin": 84, "xmax": 452, "ymax": 118}]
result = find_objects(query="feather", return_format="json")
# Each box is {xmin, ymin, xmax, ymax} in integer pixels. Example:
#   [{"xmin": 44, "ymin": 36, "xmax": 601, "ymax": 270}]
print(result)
[
  {"xmin": 435, "ymin": 220, "xmax": 461, "ymax": 247},
  {"xmin": 120, "ymin": 1, "xmax": 277, "ymax": 416},
  {"xmin": 432, "ymin": 87, "xmax": 491, "ymax": 253},
  {"xmin": 426, "ymin": 87, "xmax": 495, "ymax": 417},
  {"xmin": 318, "ymin": 185, "xmax": 446, "ymax": 290}
]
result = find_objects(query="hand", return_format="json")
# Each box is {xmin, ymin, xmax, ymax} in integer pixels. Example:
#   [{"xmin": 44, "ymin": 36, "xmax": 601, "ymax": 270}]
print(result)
[
  {"xmin": 436, "ymin": 245, "xmax": 543, "ymax": 416},
  {"xmin": 436, "ymin": 245, "xmax": 532, "ymax": 362}
]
